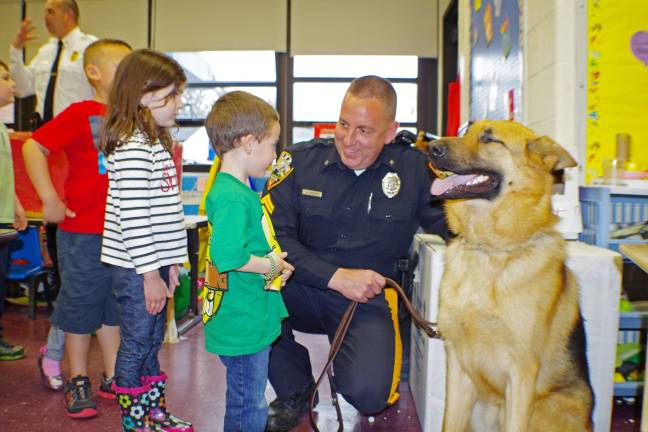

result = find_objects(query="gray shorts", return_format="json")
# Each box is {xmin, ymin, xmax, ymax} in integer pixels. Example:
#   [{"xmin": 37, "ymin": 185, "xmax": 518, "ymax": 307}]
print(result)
[{"xmin": 51, "ymin": 230, "xmax": 118, "ymax": 334}]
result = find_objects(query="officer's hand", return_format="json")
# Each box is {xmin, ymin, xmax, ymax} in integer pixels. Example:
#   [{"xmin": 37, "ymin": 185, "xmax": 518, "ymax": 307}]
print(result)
[
  {"xmin": 328, "ymin": 268, "xmax": 386, "ymax": 303},
  {"xmin": 13, "ymin": 18, "xmax": 37, "ymax": 50}
]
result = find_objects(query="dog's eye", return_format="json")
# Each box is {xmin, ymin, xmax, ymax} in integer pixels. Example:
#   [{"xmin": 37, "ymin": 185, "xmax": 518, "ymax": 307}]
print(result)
[{"xmin": 480, "ymin": 135, "xmax": 505, "ymax": 145}]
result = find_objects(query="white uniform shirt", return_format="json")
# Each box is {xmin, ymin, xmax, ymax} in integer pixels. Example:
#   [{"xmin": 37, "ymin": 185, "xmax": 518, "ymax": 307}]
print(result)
[{"xmin": 9, "ymin": 27, "xmax": 97, "ymax": 117}]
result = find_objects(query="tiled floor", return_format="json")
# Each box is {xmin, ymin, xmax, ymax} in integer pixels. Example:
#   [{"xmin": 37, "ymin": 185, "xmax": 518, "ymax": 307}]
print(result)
[
  {"xmin": 0, "ymin": 303, "xmax": 421, "ymax": 432},
  {"xmin": 0, "ymin": 302, "xmax": 643, "ymax": 431},
  {"xmin": 613, "ymin": 398, "xmax": 642, "ymax": 432}
]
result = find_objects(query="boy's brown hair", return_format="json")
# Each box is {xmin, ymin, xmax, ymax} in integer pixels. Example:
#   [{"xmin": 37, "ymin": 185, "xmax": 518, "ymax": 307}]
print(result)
[
  {"xmin": 205, "ymin": 91, "xmax": 279, "ymax": 156},
  {"xmin": 101, "ymin": 49, "xmax": 186, "ymax": 155},
  {"xmin": 0, "ymin": 60, "xmax": 8, "ymax": 71}
]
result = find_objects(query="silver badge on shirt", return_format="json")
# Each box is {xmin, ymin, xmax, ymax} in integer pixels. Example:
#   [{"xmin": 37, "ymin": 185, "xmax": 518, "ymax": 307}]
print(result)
[{"xmin": 382, "ymin": 172, "xmax": 401, "ymax": 198}]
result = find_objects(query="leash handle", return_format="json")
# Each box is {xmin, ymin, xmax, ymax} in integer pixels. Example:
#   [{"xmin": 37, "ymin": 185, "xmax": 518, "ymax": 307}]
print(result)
[{"xmin": 309, "ymin": 277, "xmax": 440, "ymax": 432}]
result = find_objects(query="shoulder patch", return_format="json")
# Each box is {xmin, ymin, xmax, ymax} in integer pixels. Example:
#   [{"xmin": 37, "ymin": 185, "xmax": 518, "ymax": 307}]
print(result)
[{"xmin": 266, "ymin": 150, "xmax": 294, "ymax": 191}]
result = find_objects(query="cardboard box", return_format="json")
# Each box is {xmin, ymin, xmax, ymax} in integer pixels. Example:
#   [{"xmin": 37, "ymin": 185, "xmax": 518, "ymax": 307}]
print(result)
[{"xmin": 409, "ymin": 235, "xmax": 621, "ymax": 432}]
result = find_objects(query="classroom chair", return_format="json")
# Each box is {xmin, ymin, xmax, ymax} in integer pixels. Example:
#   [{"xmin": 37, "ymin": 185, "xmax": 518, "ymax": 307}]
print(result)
[{"xmin": 8, "ymin": 226, "xmax": 52, "ymax": 319}]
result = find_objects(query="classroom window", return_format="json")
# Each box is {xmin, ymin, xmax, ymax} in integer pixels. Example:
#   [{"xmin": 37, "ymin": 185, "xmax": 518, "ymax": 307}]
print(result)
[
  {"xmin": 168, "ymin": 51, "xmax": 278, "ymax": 163},
  {"xmin": 290, "ymin": 55, "xmax": 419, "ymax": 143}
]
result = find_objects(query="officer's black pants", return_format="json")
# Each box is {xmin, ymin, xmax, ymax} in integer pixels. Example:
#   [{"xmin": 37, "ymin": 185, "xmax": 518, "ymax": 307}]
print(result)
[{"xmin": 268, "ymin": 280, "xmax": 400, "ymax": 415}]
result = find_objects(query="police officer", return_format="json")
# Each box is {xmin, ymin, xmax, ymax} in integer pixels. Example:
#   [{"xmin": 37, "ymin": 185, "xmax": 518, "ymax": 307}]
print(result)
[
  {"xmin": 263, "ymin": 75, "xmax": 448, "ymax": 431},
  {"xmin": 11, "ymin": 0, "xmax": 97, "ymax": 123}
]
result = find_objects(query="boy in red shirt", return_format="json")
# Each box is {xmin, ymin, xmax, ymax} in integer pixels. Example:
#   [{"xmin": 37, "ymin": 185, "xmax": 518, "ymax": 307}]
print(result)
[{"xmin": 23, "ymin": 39, "xmax": 131, "ymax": 419}]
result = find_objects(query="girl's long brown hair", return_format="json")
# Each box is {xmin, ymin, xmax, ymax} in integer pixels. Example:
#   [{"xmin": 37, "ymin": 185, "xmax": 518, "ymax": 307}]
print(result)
[{"xmin": 100, "ymin": 49, "xmax": 186, "ymax": 155}]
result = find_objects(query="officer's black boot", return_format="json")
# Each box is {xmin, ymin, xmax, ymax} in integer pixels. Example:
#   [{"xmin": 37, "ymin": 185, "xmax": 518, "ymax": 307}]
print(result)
[{"xmin": 266, "ymin": 380, "xmax": 318, "ymax": 431}]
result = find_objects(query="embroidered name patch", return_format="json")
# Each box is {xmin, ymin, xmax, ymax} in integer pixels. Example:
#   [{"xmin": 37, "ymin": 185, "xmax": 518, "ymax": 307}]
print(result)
[{"xmin": 301, "ymin": 189, "xmax": 323, "ymax": 198}]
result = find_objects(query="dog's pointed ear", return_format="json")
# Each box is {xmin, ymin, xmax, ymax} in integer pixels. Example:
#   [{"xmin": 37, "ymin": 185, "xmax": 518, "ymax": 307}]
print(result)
[{"xmin": 527, "ymin": 136, "xmax": 577, "ymax": 171}]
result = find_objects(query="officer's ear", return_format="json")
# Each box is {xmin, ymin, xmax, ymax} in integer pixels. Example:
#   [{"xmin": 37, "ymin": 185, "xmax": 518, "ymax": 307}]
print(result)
[{"xmin": 385, "ymin": 121, "xmax": 399, "ymax": 144}]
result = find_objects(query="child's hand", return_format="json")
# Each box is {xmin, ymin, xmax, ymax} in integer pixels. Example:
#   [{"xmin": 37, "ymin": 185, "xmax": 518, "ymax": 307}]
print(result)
[
  {"xmin": 42, "ymin": 198, "xmax": 76, "ymax": 223},
  {"xmin": 168, "ymin": 265, "xmax": 180, "ymax": 297},
  {"xmin": 143, "ymin": 270, "xmax": 169, "ymax": 315},
  {"xmin": 274, "ymin": 252, "xmax": 295, "ymax": 287},
  {"xmin": 13, "ymin": 198, "xmax": 27, "ymax": 231}
]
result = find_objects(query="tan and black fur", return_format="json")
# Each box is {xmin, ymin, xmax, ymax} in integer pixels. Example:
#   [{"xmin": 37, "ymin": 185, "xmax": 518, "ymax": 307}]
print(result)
[{"xmin": 427, "ymin": 120, "xmax": 593, "ymax": 432}]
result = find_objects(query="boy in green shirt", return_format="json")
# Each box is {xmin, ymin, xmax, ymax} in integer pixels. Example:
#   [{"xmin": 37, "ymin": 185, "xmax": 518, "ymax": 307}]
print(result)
[
  {"xmin": 203, "ymin": 91, "xmax": 293, "ymax": 432},
  {"xmin": 0, "ymin": 59, "xmax": 27, "ymax": 361}
]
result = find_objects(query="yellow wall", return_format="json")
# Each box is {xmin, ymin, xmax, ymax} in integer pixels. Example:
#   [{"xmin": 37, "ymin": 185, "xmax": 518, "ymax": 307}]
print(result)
[{"xmin": 587, "ymin": 0, "xmax": 648, "ymax": 178}]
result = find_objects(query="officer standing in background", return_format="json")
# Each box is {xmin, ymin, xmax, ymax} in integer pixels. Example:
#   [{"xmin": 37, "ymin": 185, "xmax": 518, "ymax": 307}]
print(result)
[
  {"xmin": 263, "ymin": 75, "xmax": 448, "ymax": 431},
  {"xmin": 10, "ymin": 0, "xmax": 96, "ymax": 123}
]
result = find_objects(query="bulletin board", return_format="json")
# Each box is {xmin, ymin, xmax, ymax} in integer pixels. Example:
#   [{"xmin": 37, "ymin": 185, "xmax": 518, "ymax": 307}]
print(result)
[
  {"xmin": 469, "ymin": 0, "xmax": 523, "ymax": 121},
  {"xmin": 586, "ymin": 0, "xmax": 648, "ymax": 177}
]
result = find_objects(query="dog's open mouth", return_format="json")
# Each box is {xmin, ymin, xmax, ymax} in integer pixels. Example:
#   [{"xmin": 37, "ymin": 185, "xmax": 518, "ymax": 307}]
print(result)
[{"xmin": 430, "ymin": 164, "xmax": 500, "ymax": 198}]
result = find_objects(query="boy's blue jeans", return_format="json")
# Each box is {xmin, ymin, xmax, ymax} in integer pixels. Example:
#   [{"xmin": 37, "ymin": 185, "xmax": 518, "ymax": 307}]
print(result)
[
  {"xmin": 113, "ymin": 266, "xmax": 169, "ymax": 388},
  {"xmin": 219, "ymin": 346, "xmax": 271, "ymax": 432}
]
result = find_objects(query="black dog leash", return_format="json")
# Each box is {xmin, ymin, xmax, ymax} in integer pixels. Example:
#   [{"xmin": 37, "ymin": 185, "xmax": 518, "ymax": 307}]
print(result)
[{"xmin": 309, "ymin": 277, "xmax": 441, "ymax": 432}]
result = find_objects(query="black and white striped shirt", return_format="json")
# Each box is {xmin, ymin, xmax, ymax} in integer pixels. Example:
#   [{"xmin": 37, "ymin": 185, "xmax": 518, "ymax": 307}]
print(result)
[{"xmin": 101, "ymin": 131, "xmax": 188, "ymax": 274}]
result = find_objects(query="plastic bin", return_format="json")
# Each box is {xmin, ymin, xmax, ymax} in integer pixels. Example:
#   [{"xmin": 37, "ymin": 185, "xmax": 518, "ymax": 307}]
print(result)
[
  {"xmin": 174, "ymin": 272, "xmax": 191, "ymax": 320},
  {"xmin": 579, "ymin": 186, "xmax": 648, "ymax": 251}
]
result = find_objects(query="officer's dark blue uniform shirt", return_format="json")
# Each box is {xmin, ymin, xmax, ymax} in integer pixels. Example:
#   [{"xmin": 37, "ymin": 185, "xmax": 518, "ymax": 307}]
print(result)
[{"xmin": 263, "ymin": 138, "xmax": 448, "ymax": 290}]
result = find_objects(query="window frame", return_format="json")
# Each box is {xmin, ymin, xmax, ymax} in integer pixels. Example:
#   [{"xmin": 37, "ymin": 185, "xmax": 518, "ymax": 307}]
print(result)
[
  {"xmin": 174, "ymin": 51, "xmax": 280, "ymax": 127},
  {"xmin": 174, "ymin": 53, "xmax": 438, "ymax": 156},
  {"xmin": 282, "ymin": 56, "xmax": 437, "ymax": 147}
]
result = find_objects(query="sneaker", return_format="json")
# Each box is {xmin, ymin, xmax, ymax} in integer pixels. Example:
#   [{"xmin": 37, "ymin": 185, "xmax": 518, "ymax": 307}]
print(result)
[
  {"xmin": 38, "ymin": 346, "xmax": 64, "ymax": 391},
  {"xmin": 64, "ymin": 375, "xmax": 97, "ymax": 419},
  {"xmin": 0, "ymin": 338, "xmax": 25, "ymax": 361},
  {"xmin": 97, "ymin": 373, "xmax": 116, "ymax": 400},
  {"xmin": 266, "ymin": 381, "xmax": 317, "ymax": 432}
]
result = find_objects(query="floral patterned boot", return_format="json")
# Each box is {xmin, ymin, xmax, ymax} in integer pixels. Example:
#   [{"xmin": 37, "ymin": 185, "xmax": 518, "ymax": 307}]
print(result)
[
  {"xmin": 113, "ymin": 381, "xmax": 154, "ymax": 432},
  {"xmin": 143, "ymin": 372, "xmax": 193, "ymax": 432}
]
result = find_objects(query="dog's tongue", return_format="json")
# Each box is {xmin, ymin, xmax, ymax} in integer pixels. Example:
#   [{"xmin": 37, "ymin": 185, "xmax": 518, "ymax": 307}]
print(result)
[{"xmin": 431, "ymin": 174, "xmax": 479, "ymax": 196}]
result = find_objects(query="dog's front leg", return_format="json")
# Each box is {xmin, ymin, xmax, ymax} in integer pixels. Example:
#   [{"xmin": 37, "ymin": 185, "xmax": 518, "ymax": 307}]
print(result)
[
  {"xmin": 504, "ymin": 361, "xmax": 538, "ymax": 432},
  {"xmin": 443, "ymin": 345, "xmax": 477, "ymax": 432}
]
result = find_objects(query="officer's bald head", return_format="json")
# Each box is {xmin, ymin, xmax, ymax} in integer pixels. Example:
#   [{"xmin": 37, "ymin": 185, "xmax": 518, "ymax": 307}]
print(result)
[{"xmin": 346, "ymin": 75, "xmax": 397, "ymax": 121}]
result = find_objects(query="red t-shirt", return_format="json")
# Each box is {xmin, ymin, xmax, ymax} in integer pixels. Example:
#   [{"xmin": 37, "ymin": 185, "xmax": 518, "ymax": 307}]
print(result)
[{"xmin": 32, "ymin": 100, "xmax": 107, "ymax": 234}]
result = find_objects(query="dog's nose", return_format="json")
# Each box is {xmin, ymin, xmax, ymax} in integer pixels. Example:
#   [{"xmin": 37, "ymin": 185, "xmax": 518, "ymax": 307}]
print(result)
[{"xmin": 428, "ymin": 142, "xmax": 447, "ymax": 159}]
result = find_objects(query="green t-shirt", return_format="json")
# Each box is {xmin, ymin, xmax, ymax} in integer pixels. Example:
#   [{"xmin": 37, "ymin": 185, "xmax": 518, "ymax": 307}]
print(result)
[
  {"xmin": 0, "ymin": 123, "xmax": 15, "ymax": 224},
  {"xmin": 204, "ymin": 172, "xmax": 288, "ymax": 356}
]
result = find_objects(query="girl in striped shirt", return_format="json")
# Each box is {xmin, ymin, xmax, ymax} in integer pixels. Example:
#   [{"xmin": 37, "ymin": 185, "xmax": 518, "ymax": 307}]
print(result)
[{"xmin": 100, "ymin": 49, "xmax": 192, "ymax": 432}]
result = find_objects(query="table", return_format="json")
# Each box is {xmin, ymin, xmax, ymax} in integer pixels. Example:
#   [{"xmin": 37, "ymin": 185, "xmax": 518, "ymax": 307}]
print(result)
[
  {"xmin": 0, "ymin": 228, "xmax": 18, "ymax": 246},
  {"xmin": 22, "ymin": 216, "xmax": 207, "ymax": 334},
  {"xmin": 176, "ymin": 215, "xmax": 208, "ymax": 335},
  {"xmin": 619, "ymin": 243, "xmax": 648, "ymax": 432}
]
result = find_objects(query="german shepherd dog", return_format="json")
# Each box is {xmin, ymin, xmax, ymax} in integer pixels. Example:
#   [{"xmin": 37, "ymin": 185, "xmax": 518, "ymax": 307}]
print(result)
[{"xmin": 426, "ymin": 120, "xmax": 593, "ymax": 432}]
